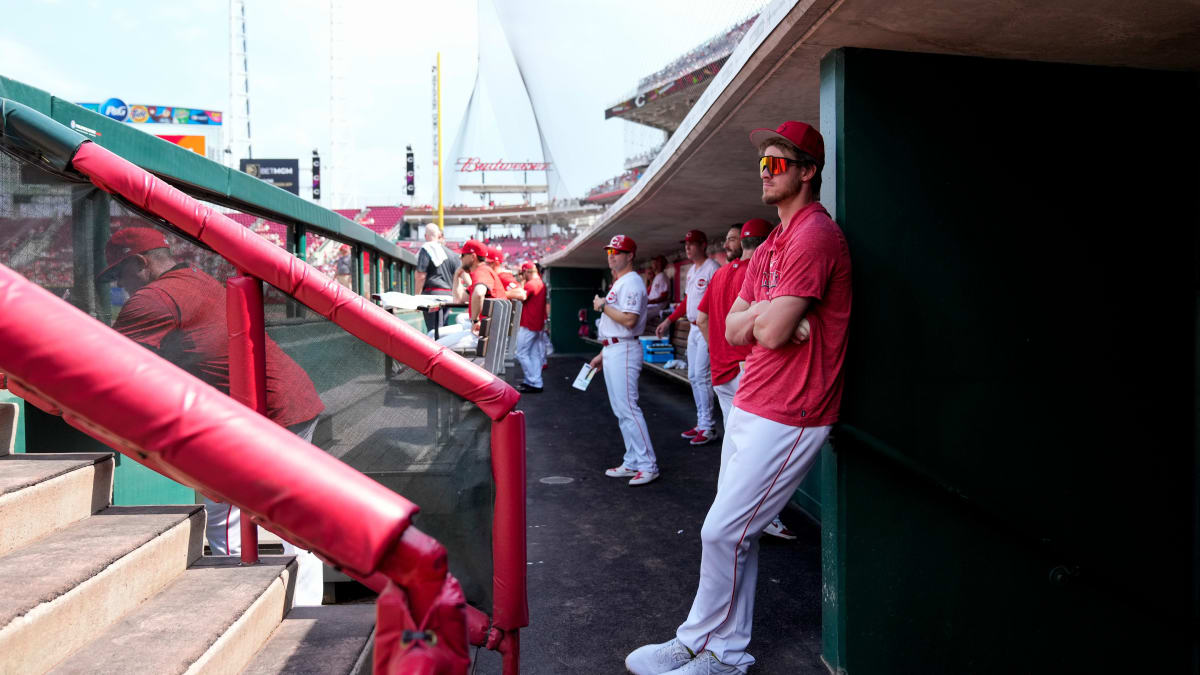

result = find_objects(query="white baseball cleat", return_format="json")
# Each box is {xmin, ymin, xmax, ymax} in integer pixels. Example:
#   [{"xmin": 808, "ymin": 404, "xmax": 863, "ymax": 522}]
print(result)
[
  {"xmin": 763, "ymin": 516, "xmax": 797, "ymax": 540},
  {"xmin": 661, "ymin": 651, "xmax": 742, "ymax": 674},
  {"xmin": 628, "ymin": 470, "xmax": 660, "ymax": 486},
  {"xmin": 625, "ymin": 638, "xmax": 694, "ymax": 675},
  {"xmin": 606, "ymin": 465, "xmax": 638, "ymax": 478},
  {"xmin": 689, "ymin": 428, "xmax": 719, "ymax": 446}
]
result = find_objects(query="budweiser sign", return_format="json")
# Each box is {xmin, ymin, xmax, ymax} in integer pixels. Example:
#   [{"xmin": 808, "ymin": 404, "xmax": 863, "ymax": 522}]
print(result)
[{"xmin": 456, "ymin": 157, "xmax": 551, "ymax": 172}]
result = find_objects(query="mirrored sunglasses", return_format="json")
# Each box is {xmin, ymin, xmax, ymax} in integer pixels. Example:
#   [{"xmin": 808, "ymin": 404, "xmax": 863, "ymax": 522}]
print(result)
[{"xmin": 759, "ymin": 155, "xmax": 798, "ymax": 176}]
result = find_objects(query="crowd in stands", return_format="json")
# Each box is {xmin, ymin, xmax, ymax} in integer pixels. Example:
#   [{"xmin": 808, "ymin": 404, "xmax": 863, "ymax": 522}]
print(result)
[
  {"xmin": 586, "ymin": 168, "xmax": 645, "ymax": 200},
  {"xmin": 0, "ymin": 217, "xmax": 75, "ymax": 289},
  {"xmin": 635, "ymin": 14, "xmax": 758, "ymax": 94}
]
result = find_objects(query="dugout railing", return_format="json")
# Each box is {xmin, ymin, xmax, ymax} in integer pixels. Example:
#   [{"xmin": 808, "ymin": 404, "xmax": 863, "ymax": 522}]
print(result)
[{"xmin": 0, "ymin": 98, "xmax": 527, "ymax": 673}]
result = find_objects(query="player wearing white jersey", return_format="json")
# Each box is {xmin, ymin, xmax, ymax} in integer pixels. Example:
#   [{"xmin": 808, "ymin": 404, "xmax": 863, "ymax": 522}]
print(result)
[
  {"xmin": 590, "ymin": 235, "xmax": 658, "ymax": 486},
  {"xmin": 657, "ymin": 230, "xmax": 720, "ymax": 446}
]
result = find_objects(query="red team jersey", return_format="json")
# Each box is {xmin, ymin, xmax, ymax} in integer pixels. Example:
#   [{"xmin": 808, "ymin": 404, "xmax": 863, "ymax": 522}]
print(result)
[
  {"xmin": 112, "ymin": 265, "xmax": 325, "ymax": 428},
  {"xmin": 468, "ymin": 266, "xmax": 503, "ymax": 318},
  {"xmin": 520, "ymin": 277, "xmax": 547, "ymax": 331},
  {"xmin": 735, "ymin": 202, "xmax": 852, "ymax": 427},
  {"xmin": 697, "ymin": 259, "xmax": 751, "ymax": 386},
  {"xmin": 498, "ymin": 270, "xmax": 519, "ymax": 292}
]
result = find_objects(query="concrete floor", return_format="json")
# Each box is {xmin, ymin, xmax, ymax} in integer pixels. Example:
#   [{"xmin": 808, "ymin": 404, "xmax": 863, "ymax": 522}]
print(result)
[{"xmin": 471, "ymin": 356, "xmax": 826, "ymax": 674}]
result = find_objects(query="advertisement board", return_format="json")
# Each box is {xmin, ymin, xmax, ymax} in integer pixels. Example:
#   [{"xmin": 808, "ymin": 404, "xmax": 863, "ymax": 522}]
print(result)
[
  {"xmin": 156, "ymin": 135, "xmax": 206, "ymax": 156},
  {"xmin": 78, "ymin": 100, "xmax": 223, "ymax": 125},
  {"xmin": 240, "ymin": 159, "xmax": 300, "ymax": 195}
]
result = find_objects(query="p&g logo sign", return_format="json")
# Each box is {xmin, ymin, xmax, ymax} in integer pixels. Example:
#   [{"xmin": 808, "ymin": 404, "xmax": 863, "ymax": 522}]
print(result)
[{"xmin": 101, "ymin": 97, "xmax": 128, "ymax": 121}]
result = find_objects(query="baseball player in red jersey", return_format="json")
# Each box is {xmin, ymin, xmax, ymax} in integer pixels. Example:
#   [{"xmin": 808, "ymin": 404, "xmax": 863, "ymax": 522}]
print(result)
[
  {"xmin": 590, "ymin": 235, "xmax": 659, "ymax": 486},
  {"xmin": 696, "ymin": 219, "xmax": 803, "ymax": 541},
  {"xmin": 626, "ymin": 120, "xmax": 851, "ymax": 674},
  {"xmin": 487, "ymin": 247, "xmax": 527, "ymax": 301},
  {"xmin": 656, "ymin": 230, "xmax": 721, "ymax": 445},
  {"xmin": 453, "ymin": 240, "xmax": 504, "ymax": 322},
  {"xmin": 101, "ymin": 227, "xmax": 327, "ymax": 606},
  {"xmin": 515, "ymin": 261, "xmax": 547, "ymax": 393}
]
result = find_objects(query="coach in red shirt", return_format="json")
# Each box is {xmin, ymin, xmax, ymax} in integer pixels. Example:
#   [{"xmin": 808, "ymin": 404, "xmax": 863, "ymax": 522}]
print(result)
[
  {"xmin": 627, "ymin": 120, "xmax": 852, "ymax": 675},
  {"xmin": 515, "ymin": 261, "xmax": 547, "ymax": 392},
  {"xmin": 101, "ymin": 226, "xmax": 326, "ymax": 606}
]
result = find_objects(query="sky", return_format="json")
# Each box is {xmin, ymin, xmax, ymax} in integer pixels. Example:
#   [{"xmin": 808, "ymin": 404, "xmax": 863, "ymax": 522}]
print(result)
[{"xmin": 0, "ymin": 0, "xmax": 764, "ymax": 208}]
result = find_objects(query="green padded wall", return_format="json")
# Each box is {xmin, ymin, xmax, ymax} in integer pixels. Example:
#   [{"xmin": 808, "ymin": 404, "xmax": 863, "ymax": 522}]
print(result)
[
  {"xmin": 821, "ymin": 48, "xmax": 1198, "ymax": 673},
  {"xmin": 546, "ymin": 266, "xmax": 606, "ymax": 355}
]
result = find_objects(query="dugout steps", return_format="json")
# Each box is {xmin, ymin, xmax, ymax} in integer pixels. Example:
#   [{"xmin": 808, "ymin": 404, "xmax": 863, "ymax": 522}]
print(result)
[{"xmin": 0, "ymin": 451, "xmax": 373, "ymax": 674}]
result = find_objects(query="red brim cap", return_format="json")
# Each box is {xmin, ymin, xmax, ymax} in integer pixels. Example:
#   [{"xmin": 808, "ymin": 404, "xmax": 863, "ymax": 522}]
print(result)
[
  {"xmin": 98, "ymin": 226, "xmax": 172, "ymax": 281},
  {"xmin": 749, "ymin": 120, "xmax": 825, "ymax": 168},
  {"xmin": 461, "ymin": 240, "xmax": 488, "ymax": 258},
  {"xmin": 740, "ymin": 218, "xmax": 773, "ymax": 238},
  {"xmin": 605, "ymin": 234, "xmax": 636, "ymax": 253},
  {"xmin": 681, "ymin": 229, "xmax": 707, "ymax": 244}
]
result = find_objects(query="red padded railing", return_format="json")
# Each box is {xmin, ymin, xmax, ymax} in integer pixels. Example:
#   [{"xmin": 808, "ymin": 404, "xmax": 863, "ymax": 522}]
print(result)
[
  {"xmin": 0, "ymin": 137, "xmax": 526, "ymax": 673},
  {"xmin": 0, "ymin": 264, "xmax": 470, "ymax": 671}
]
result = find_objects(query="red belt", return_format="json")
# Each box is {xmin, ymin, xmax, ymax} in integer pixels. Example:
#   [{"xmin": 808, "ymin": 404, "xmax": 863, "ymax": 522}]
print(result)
[{"xmin": 601, "ymin": 337, "xmax": 626, "ymax": 346}]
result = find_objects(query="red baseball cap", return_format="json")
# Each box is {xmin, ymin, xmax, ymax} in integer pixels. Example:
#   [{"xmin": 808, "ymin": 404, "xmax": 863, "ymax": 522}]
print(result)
[
  {"xmin": 605, "ymin": 234, "xmax": 636, "ymax": 254},
  {"xmin": 749, "ymin": 120, "xmax": 825, "ymax": 168},
  {"xmin": 99, "ymin": 227, "xmax": 171, "ymax": 281},
  {"xmin": 520, "ymin": 261, "xmax": 536, "ymax": 272},
  {"xmin": 487, "ymin": 247, "xmax": 505, "ymax": 264},
  {"xmin": 461, "ymin": 240, "xmax": 488, "ymax": 259},
  {"xmin": 681, "ymin": 230, "xmax": 707, "ymax": 244},
  {"xmin": 740, "ymin": 218, "xmax": 773, "ymax": 238}
]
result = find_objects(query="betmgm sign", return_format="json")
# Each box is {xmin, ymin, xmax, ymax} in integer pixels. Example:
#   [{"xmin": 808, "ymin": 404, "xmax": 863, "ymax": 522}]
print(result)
[{"xmin": 240, "ymin": 159, "xmax": 301, "ymax": 196}]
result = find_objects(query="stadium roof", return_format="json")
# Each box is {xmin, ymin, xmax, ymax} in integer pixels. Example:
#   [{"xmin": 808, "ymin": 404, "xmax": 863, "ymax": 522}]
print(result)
[{"xmin": 548, "ymin": 0, "xmax": 1200, "ymax": 268}]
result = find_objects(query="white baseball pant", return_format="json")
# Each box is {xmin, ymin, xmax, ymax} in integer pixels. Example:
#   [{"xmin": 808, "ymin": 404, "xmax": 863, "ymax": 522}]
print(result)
[
  {"xmin": 602, "ymin": 340, "xmax": 658, "ymax": 473},
  {"xmin": 204, "ymin": 417, "xmax": 325, "ymax": 607},
  {"xmin": 675, "ymin": 407, "xmax": 830, "ymax": 670},
  {"xmin": 687, "ymin": 326, "xmax": 715, "ymax": 431},
  {"xmin": 712, "ymin": 371, "xmax": 741, "ymax": 428},
  {"xmin": 515, "ymin": 326, "xmax": 545, "ymax": 388}
]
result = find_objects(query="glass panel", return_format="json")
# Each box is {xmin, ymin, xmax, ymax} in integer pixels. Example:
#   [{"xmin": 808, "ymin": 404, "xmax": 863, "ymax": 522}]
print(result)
[
  {"xmin": 307, "ymin": 230, "xmax": 355, "ymax": 291},
  {"xmin": 0, "ymin": 149, "xmax": 495, "ymax": 610}
]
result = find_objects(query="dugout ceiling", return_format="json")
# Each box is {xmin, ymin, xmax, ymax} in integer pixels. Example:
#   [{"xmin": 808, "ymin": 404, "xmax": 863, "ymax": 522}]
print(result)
[{"xmin": 546, "ymin": 0, "xmax": 1200, "ymax": 268}]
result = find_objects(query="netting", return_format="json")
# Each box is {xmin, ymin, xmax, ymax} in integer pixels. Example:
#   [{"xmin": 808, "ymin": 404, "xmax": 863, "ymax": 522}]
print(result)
[{"xmin": 0, "ymin": 148, "xmax": 495, "ymax": 609}]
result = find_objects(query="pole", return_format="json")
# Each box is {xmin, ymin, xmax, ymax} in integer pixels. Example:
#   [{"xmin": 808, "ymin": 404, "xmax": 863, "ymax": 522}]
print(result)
[
  {"xmin": 226, "ymin": 274, "xmax": 266, "ymax": 565},
  {"xmin": 437, "ymin": 52, "xmax": 444, "ymax": 233}
]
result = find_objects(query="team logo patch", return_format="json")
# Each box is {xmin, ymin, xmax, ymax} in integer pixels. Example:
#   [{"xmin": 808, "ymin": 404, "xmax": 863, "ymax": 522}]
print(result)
[
  {"xmin": 697, "ymin": 278, "xmax": 706, "ymax": 288},
  {"xmin": 606, "ymin": 292, "xmax": 617, "ymax": 303}
]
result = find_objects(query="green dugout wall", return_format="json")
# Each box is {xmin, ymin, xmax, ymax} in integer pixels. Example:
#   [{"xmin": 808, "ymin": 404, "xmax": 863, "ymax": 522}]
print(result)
[
  {"xmin": 820, "ymin": 48, "xmax": 1198, "ymax": 673},
  {"xmin": 0, "ymin": 75, "xmax": 418, "ymax": 505}
]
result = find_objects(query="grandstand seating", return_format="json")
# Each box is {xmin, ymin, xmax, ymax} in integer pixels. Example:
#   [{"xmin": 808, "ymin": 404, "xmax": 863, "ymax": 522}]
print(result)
[{"xmin": 362, "ymin": 206, "xmax": 406, "ymax": 236}]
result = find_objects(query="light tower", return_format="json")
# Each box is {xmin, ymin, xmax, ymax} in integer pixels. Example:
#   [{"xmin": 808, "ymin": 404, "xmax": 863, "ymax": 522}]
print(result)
[
  {"xmin": 226, "ymin": 0, "xmax": 252, "ymax": 167},
  {"xmin": 328, "ymin": 0, "xmax": 350, "ymax": 209}
]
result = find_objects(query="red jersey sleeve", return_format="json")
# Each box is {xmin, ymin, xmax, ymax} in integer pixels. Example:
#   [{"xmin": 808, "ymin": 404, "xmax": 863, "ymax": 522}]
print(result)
[
  {"xmin": 111, "ymin": 287, "xmax": 180, "ymax": 349},
  {"xmin": 666, "ymin": 295, "xmax": 687, "ymax": 322}
]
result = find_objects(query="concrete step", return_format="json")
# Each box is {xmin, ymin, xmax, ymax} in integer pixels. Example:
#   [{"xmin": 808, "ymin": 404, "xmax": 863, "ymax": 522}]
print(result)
[
  {"xmin": 0, "ymin": 453, "xmax": 114, "ymax": 558},
  {"xmin": 49, "ymin": 556, "xmax": 298, "ymax": 675},
  {"xmin": 240, "ymin": 604, "xmax": 375, "ymax": 675},
  {"xmin": 0, "ymin": 504, "xmax": 204, "ymax": 675}
]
